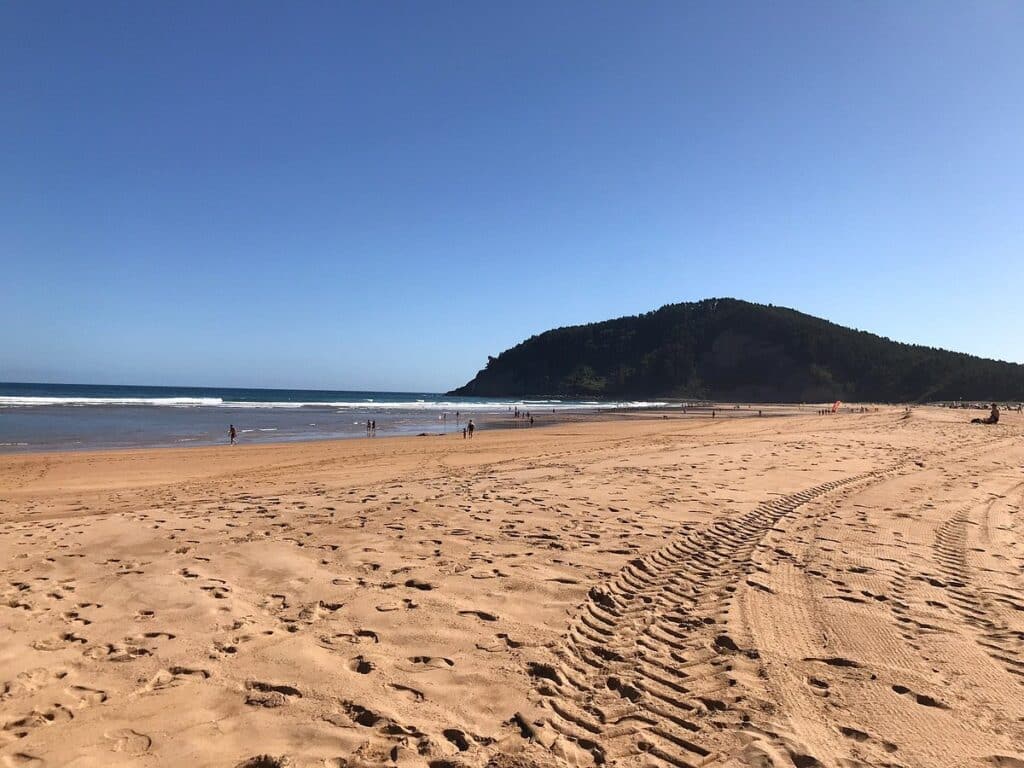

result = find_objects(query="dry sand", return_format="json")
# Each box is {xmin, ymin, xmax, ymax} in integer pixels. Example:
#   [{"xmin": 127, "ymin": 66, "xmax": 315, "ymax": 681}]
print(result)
[{"xmin": 1, "ymin": 408, "xmax": 1022, "ymax": 768}]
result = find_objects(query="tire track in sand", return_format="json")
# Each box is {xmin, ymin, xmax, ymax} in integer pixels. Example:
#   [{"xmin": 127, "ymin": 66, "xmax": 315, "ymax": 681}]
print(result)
[
  {"xmin": 932, "ymin": 493, "xmax": 1024, "ymax": 684},
  {"xmin": 522, "ymin": 465, "xmax": 905, "ymax": 767}
]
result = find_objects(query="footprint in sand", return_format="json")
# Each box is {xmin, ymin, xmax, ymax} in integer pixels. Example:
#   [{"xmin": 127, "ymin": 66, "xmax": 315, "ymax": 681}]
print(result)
[
  {"xmin": 891, "ymin": 684, "xmax": 948, "ymax": 709},
  {"xmin": 104, "ymin": 729, "xmax": 152, "ymax": 755},
  {"xmin": 398, "ymin": 656, "xmax": 454, "ymax": 672},
  {"xmin": 212, "ymin": 640, "xmax": 239, "ymax": 656},
  {"xmin": 60, "ymin": 611, "xmax": 91, "ymax": 626},
  {"xmin": 124, "ymin": 631, "xmax": 175, "ymax": 644},
  {"xmin": 235, "ymin": 757, "xmax": 290, "ymax": 768},
  {"xmin": 375, "ymin": 599, "xmax": 419, "ymax": 612},
  {"xmin": 200, "ymin": 583, "xmax": 231, "ymax": 599},
  {"xmin": 458, "ymin": 609, "xmax": 498, "ymax": 622},
  {"xmin": 837, "ymin": 725, "xmax": 899, "ymax": 753},
  {"xmin": 297, "ymin": 601, "xmax": 344, "ymax": 622},
  {"xmin": 2, "ymin": 669, "xmax": 66, "ymax": 701},
  {"xmin": 443, "ymin": 728, "xmax": 472, "ymax": 751},
  {"xmin": 388, "ymin": 683, "xmax": 424, "ymax": 702},
  {"xmin": 4, "ymin": 703, "xmax": 74, "ymax": 730},
  {"xmin": 802, "ymin": 656, "xmax": 861, "ymax": 668},
  {"xmin": 244, "ymin": 680, "xmax": 302, "ymax": 708},
  {"xmin": 83, "ymin": 643, "xmax": 152, "ymax": 662},
  {"xmin": 31, "ymin": 633, "xmax": 87, "ymax": 651},
  {"xmin": 475, "ymin": 638, "xmax": 507, "ymax": 653},
  {"xmin": 3, "ymin": 754, "xmax": 45, "ymax": 767},
  {"xmin": 805, "ymin": 676, "xmax": 830, "ymax": 697},
  {"xmin": 65, "ymin": 685, "xmax": 108, "ymax": 707},
  {"xmin": 319, "ymin": 629, "xmax": 379, "ymax": 650},
  {"xmin": 347, "ymin": 656, "xmax": 374, "ymax": 674},
  {"xmin": 142, "ymin": 666, "xmax": 210, "ymax": 692}
]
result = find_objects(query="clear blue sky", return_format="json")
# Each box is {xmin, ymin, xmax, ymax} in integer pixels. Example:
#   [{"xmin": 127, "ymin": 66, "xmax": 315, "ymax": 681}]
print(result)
[{"xmin": 2, "ymin": 2, "xmax": 1021, "ymax": 392}]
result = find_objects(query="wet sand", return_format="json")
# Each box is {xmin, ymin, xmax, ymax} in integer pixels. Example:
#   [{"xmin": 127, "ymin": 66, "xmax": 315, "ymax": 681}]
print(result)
[{"xmin": 1, "ymin": 407, "xmax": 1023, "ymax": 767}]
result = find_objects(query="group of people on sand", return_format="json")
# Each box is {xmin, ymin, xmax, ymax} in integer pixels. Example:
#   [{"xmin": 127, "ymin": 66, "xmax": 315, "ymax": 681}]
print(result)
[
  {"xmin": 227, "ymin": 416, "xmax": 482, "ymax": 446},
  {"xmin": 511, "ymin": 406, "xmax": 535, "ymax": 426}
]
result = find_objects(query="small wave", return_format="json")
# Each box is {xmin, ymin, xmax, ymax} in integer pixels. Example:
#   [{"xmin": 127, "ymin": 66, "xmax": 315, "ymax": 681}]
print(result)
[
  {"xmin": 230, "ymin": 399, "xmax": 671, "ymax": 411},
  {"xmin": 0, "ymin": 396, "xmax": 223, "ymax": 407},
  {"xmin": 0, "ymin": 395, "xmax": 669, "ymax": 411}
]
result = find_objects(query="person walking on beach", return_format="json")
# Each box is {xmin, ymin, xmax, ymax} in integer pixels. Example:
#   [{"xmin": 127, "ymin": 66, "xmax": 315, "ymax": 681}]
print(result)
[
  {"xmin": 229, "ymin": 425, "xmax": 237, "ymax": 445},
  {"xmin": 371, "ymin": 420, "xmax": 376, "ymax": 434},
  {"xmin": 467, "ymin": 419, "xmax": 475, "ymax": 438}
]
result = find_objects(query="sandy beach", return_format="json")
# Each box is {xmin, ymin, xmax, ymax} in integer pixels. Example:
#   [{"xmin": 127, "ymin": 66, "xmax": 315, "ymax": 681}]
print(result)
[{"xmin": 1, "ymin": 408, "xmax": 1023, "ymax": 768}]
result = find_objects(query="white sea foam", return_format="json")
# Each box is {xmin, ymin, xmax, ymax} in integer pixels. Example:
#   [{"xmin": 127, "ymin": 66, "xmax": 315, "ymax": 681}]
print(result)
[
  {"xmin": 0, "ymin": 396, "xmax": 224, "ymax": 407},
  {"xmin": 0, "ymin": 396, "xmax": 668, "ymax": 411}
]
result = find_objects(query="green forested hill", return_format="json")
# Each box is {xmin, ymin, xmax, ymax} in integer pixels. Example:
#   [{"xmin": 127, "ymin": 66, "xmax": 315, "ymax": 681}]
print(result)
[{"xmin": 449, "ymin": 299, "xmax": 1024, "ymax": 402}]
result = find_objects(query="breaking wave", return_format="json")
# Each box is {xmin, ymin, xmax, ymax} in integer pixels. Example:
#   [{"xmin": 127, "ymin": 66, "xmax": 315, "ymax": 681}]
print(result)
[{"xmin": 0, "ymin": 396, "xmax": 667, "ymax": 411}]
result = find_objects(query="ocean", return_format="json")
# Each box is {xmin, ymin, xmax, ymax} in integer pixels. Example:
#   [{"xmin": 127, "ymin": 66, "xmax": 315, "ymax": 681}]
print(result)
[{"xmin": 0, "ymin": 382, "xmax": 666, "ymax": 452}]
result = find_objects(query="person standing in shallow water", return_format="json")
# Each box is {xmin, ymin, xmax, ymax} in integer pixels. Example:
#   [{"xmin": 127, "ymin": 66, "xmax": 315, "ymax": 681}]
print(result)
[
  {"xmin": 467, "ymin": 419, "xmax": 475, "ymax": 438},
  {"xmin": 229, "ymin": 425, "xmax": 236, "ymax": 445}
]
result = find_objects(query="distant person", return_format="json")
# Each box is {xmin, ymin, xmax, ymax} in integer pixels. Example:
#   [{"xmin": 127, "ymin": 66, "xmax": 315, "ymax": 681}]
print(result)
[
  {"xmin": 971, "ymin": 403, "xmax": 1000, "ymax": 425},
  {"xmin": 530, "ymin": 415, "xmax": 534, "ymax": 427},
  {"xmin": 229, "ymin": 424, "xmax": 237, "ymax": 445},
  {"xmin": 467, "ymin": 419, "xmax": 475, "ymax": 438},
  {"xmin": 371, "ymin": 419, "xmax": 376, "ymax": 434},
  {"xmin": 987, "ymin": 403, "xmax": 999, "ymax": 424}
]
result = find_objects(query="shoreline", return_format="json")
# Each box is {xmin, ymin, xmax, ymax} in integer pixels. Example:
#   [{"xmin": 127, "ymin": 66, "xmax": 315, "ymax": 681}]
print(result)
[{"xmin": 0, "ymin": 402, "xmax": 834, "ymax": 457}]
